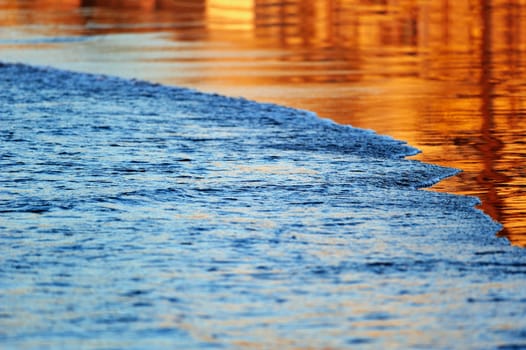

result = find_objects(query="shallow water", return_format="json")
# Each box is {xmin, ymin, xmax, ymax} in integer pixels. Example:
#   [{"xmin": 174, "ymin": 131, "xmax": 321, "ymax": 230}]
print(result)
[
  {"xmin": 0, "ymin": 61, "xmax": 522, "ymax": 350},
  {"xmin": 1, "ymin": 0, "xmax": 525, "ymax": 246},
  {"xmin": 1, "ymin": 1, "xmax": 526, "ymax": 349}
]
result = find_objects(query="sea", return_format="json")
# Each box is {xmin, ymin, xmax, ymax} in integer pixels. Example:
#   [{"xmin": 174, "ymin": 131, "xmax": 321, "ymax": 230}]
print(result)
[{"xmin": 1, "ymin": 1, "xmax": 526, "ymax": 349}]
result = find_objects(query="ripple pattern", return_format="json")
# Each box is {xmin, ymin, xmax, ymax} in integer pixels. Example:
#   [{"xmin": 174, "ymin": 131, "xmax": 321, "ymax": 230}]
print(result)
[{"xmin": 1, "ymin": 63, "xmax": 523, "ymax": 349}]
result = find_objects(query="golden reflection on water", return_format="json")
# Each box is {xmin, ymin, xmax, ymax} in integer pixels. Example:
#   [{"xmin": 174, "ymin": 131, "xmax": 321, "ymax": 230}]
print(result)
[{"xmin": 1, "ymin": 0, "xmax": 526, "ymax": 247}]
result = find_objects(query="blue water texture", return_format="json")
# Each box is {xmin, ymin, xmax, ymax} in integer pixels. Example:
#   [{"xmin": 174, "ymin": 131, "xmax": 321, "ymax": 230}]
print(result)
[{"xmin": 0, "ymin": 63, "xmax": 524, "ymax": 349}]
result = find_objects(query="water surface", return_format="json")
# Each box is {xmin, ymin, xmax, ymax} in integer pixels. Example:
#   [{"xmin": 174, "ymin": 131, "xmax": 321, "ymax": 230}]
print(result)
[
  {"xmin": 1, "ymin": 0, "xmax": 524, "ymax": 246},
  {"xmin": 0, "ymin": 61, "xmax": 521, "ymax": 350},
  {"xmin": 1, "ymin": 1, "xmax": 526, "ymax": 349}
]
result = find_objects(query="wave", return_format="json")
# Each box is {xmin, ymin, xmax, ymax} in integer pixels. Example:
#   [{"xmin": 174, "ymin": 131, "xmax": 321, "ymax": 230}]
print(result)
[{"xmin": 0, "ymin": 62, "xmax": 518, "ymax": 350}]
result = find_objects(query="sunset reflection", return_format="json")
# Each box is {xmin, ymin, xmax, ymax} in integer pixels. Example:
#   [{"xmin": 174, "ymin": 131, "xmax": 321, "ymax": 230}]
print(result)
[{"xmin": 1, "ymin": 0, "xmax": 525, "ymax": 246}]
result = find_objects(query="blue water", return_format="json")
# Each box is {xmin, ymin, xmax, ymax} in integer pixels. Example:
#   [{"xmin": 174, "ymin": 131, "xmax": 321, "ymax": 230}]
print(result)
[{"xmin": 0, "ymin": 63, "xmax": 524, "ymax": 349}]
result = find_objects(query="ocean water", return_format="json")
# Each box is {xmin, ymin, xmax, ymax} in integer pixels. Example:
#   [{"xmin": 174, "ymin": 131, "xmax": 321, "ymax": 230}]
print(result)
[
  {"xmin": 1, "ymin": 63, "xmax": 524, "ymax": 349},
  {"xmin": 2, "ymin": 0, "xmax": 526, "ymax": 247}
]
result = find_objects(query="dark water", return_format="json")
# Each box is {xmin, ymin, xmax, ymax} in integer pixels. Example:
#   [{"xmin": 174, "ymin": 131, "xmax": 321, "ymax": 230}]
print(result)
[
  {"xmin": 1, "ymin": 0, "xmax": 525, "ymax": 246},
  {"xmin": 0, "ymin": 62, "xmax": 522, "ymax": 350}
]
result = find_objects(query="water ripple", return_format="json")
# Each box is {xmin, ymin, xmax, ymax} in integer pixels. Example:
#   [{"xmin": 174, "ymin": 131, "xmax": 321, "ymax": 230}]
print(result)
[{"xmin": 0, "ymin": 63, "xmax": 522, "ymax": 349}]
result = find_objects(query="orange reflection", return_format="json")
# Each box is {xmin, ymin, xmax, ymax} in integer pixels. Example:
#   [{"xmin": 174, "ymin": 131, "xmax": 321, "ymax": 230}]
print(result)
[
  {"xmin": 207, "ymin": 0, "xmax": 254, "ymax": 32},
  {"xmin": 1, "ymin": 0, "xmax": 525, "ymax": 247}
]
